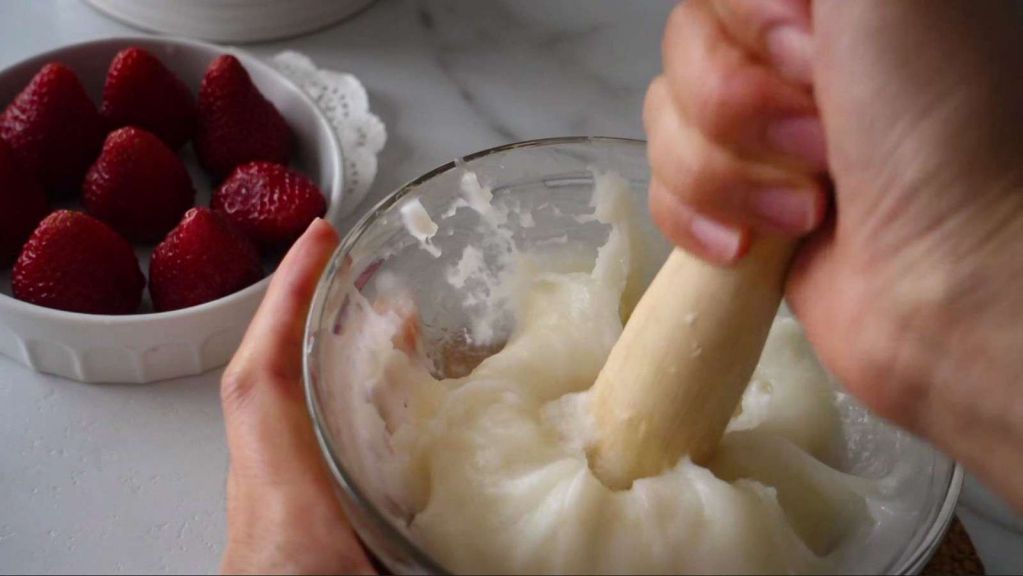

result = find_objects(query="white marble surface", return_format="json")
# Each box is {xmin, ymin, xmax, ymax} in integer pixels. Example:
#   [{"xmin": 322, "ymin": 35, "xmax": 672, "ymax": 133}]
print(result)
[
  {"xmin": 0, "ymin": 1, "xmax": 671, "ymax": 573},
  {"xmin": 0, "ymin": 0, "xmax": 1021, "ymax": 574}
]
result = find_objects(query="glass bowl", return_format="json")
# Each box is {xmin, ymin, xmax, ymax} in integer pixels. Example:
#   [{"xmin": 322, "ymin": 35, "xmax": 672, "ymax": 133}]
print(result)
[{"xmin": 304, "ymin": 137, "xmax": 962, "ymax": 574}]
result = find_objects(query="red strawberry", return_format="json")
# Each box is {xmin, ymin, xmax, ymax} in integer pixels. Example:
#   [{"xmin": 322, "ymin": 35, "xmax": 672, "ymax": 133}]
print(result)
[
  {"xmin": 12, "ymin": 211, "xmax": 144, "ymax": 315},
  {"xmin": 195, "ymin": 55, "xmax": 292, "ymax": 179},
  {"xmin": 100, "ymin": 47, "xmax": 197, "ymax": 150},
  {"xmin": 0, "ymin": 63, "xmax": 105, "ymax": 196},
  {"xmin": 211, "ymin": 161, "xmax": 326, "ymax": 250},
  {"xmin": 149, "ymin": 207, "xmax": 263, "ymax": 312},
  {"xmin": 0, "ymin": 139, "xmax": 48, "ymax": 266},
  {"xmin": 82, "ymin": 127, "xmax": 196, "ymax": 243}
]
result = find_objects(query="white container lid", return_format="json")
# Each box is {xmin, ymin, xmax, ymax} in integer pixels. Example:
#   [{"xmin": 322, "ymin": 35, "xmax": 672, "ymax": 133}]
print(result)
[{"xmin": 84, "ymin": 0, "xmax": 376, "ymax": 44}]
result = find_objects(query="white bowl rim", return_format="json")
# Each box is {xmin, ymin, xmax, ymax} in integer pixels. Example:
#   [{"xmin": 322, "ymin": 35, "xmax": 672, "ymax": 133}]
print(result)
[{"xmin": 0, "ymin": 35, "xmax": 344, "ymax": 325}]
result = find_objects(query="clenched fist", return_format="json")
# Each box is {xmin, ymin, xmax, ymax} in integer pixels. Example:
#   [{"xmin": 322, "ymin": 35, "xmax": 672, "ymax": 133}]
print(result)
[{"xmin": 645, "ymin": 0, "xmax": 1023, "ymax": 511}]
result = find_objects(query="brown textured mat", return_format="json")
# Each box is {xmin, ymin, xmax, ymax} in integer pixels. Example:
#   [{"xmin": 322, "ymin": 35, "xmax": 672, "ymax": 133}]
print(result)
[
  {"xmin": 922, "ymin": 517, "xmax": 985, "ymax": 575},
  {"xmin": 368, "ymin": 516, "xmax": 985, "ymax": 574}
]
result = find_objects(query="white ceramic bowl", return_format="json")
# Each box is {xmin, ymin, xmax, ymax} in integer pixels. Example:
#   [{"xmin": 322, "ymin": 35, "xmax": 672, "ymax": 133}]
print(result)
[
  {"xmin": 0, "ymin": 36, "xmax": 343, "ymax": 384},
  {"xmin": 84, "ymin": 0, "xmax": 376, "ymax": 44}
]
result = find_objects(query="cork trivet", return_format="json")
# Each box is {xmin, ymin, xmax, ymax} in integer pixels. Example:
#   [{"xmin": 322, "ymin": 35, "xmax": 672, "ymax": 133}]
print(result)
[
  {"xmin": 367, "ymin": 516, "xmax": 985, "ymax": 574},
  {"xmin": 922, "ymin": 517, "xmax": 985, "ymax": 575}
]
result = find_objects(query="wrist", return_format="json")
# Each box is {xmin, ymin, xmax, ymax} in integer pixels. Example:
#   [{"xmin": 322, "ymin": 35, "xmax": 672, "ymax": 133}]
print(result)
[{"xmin": 906, "ymin": 199, "xmax": 1023, "ymax": 512}]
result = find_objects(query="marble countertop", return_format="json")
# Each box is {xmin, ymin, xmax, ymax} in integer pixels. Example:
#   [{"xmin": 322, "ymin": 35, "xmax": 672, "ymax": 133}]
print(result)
[{"xmin": 0, "ymin": 1, "xmax": 1021, "ymax": 574}]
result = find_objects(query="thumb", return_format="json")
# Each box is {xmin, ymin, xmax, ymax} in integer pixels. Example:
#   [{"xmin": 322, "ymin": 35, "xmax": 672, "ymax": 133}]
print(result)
[
  {"xmin": 221, "ymin": 217, "xmax": 339, "ymax": 488},
  {"xmin": 220, "ymin": 219, "xmax": 376, "ymax": 575}
]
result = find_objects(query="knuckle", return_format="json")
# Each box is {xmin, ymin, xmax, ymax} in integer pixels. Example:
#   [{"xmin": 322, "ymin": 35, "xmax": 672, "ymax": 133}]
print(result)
[
  {"xmin": 666, "ymin": 2, "xmax": 696, "ymax": 38},
  {"xmin": 672, "ymin": 140, "xmax": 762, "ymax": 222},
  {"xmin": 676, "ymin": 139, "xmax": 730, "ymax": 206},
  {"xmin": 694, "ymin": 63, "xmax": 774, "ymax": 143},
  {"xmin": 642, "ymin": 77, "xmax": 671, "ymax": 131},
  {"xmin": 662, "ymin": 1, "xmax": 709, "ymax": 74},
  {"xmin": 648, "ymin": 185, "xmax": 688, "ymax": 247},
  {"xmin": 221, "ymin": 361, "xmax": 256, "ymax": 413}
]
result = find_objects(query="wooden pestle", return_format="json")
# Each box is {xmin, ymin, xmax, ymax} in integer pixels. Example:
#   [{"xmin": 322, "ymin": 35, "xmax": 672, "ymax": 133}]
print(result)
[{"xmin": 588, "ymin": 237, "xmax": 795, "ymax": 490}]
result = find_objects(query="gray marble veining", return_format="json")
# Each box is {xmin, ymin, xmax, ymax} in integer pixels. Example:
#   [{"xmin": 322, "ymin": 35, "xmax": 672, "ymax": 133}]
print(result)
[
  {"xmin": 2, "ymin": 1, "xmax": 1020, "ymax": 574},
  {"xmin": 241, "ymin": 0, "xmax": 674, "ymax": 219},
  {"xmin": 0, "ymin": 1, "xmax": 673, "ymax": 573}
]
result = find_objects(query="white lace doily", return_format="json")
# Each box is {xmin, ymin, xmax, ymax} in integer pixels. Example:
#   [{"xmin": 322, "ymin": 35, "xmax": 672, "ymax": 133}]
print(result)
[{"xmin": 271, "ymin": 50, "xmax": 386, "ymax": 217}]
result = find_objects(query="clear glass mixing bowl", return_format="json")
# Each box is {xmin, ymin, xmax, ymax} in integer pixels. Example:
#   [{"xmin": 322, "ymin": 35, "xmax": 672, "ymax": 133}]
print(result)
[{"xmin": 304, "ymin": 137, "xmax": 962, "ymax": 574}]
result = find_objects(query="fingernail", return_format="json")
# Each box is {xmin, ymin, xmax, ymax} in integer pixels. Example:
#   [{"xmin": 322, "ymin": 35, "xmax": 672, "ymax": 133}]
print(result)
[
  {"xmin": 690, "ymin": 214, "xmax": 743, "ymax": 262},
  {"xmin": 750, "ymin": 188, "xmax": 818, "ymax": 233},
  {"xmin": 765, "ymin": 25, "xmax": 813, "ymax": 84},
  {"xmin": 767, "ymin": 116, "xmax": 827, "ymax": 169},
  {"xmin": 311, "ymin": 217, "xmax": 335, "ymax": 232}
]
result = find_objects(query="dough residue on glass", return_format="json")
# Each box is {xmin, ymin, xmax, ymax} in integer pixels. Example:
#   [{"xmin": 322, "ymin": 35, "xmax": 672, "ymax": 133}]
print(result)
[{"xmin": 328, "ymin": 171, "xmax": 925, "ymax": 575}]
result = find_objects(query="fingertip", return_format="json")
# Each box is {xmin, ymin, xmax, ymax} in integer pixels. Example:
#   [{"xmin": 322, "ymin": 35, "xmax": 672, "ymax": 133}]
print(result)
[
  {"xmin": 311, "ymin": 216, "xmax": 337, "ymax": 234},
  {"xmin": 690, "ymin": 212, "xmax": 747, "ymax": 263},
  {"xmin": 306, "ymin": 217, "xmax": 340, "ymax": 246},
  {"xmin": 748, "ymin": 184, "xmax": 826, "ymax": 235},
  {"xmin": 275, "ymin": 218, "xmax": 340, "ymax": 282},
  {"xmin": 643, "ymin": 75, "xmax": 671, "ymax": 132},
  {"xmin": 650, "ymin": 179, "xmax": 748, "ymax": 266}
]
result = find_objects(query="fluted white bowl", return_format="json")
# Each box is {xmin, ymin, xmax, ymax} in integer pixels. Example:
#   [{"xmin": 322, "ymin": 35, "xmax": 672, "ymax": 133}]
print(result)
[
  {"xmin": 84, "ymin": 0, "xmax": 376, "ymax": 44},
  {"xmin": 0, "ymin": 37, "xmax": 343, "ymax": 383}
]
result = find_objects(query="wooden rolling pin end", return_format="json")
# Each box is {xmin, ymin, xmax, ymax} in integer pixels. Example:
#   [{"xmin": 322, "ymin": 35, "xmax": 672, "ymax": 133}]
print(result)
[{"xmin": 588, "ymin": 238, "xmax": 795, "ymax": 490}]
